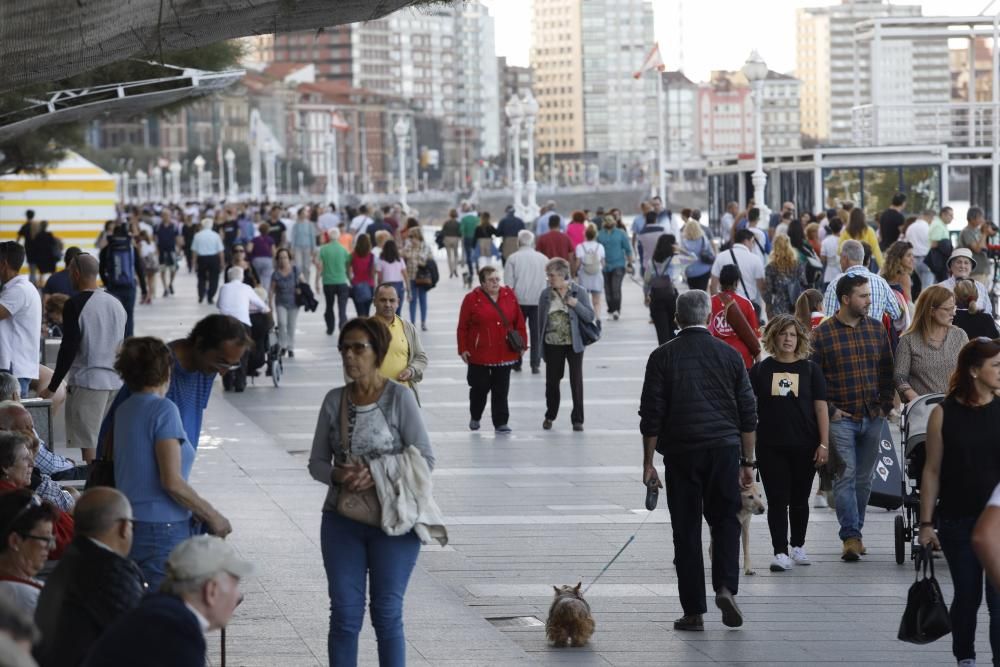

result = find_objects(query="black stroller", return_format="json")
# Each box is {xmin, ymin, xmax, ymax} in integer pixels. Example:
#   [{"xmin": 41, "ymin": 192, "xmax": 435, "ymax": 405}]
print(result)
[{"xmin": 894, "ymin": 393, "xmax": 945, "ymax": 567}]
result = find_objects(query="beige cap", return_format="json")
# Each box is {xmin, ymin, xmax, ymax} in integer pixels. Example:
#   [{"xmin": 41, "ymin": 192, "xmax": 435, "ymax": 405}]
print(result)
[
  {"xmin": 164, "ymin": 535, "xmax": 254, "ymax": 582},
  {"xmin": 947, "ymin": 247, "xmax": 977, "ymax": 270}
]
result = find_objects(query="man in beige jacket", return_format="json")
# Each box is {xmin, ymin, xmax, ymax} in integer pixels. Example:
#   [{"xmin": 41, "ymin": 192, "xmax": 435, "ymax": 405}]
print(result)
[{"xmin": 373, "ymin": 283, "xmax": 428, "ymax": 404}]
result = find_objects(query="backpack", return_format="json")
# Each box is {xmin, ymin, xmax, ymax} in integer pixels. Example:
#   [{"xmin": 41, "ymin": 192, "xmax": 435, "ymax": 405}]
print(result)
[
  {"xmin": 581, "ymin": 244, "xmax": 601, "ymax": 275},
  {"xmin": 785, "ymin": 271, "xmax": 805, "ymax": 307},
  {"xmin": 648, "ymin": 259, "xmax": 675, "ymax": 303},
  {"xmin": 108, "ymin": 237, "xmax": 136, "ymax": 289}
]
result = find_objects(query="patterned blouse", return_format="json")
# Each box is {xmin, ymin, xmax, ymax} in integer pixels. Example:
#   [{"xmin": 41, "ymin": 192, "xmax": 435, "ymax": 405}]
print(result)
[
  {"xmin": 544, "ymin": 289, "xmax": 572, "ymax": 346},
  {"xmin": 401, "ymin": 240, "xmax": 433, "ymax": 281}
]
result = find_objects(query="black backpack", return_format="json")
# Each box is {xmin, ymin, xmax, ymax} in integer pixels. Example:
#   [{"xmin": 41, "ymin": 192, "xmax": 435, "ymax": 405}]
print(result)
[
  {"xmin": 107, "ymin": 237, "xmax": 136, "ymax": 289},
  {"xmin": 648, "ymin": 259, "xmax": 675, "ymax": 303}
]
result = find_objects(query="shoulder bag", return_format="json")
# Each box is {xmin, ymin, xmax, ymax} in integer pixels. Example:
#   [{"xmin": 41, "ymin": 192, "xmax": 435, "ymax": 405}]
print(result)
[
  {"xmin": 480, "ymin": 288, "xmax": 525, "ymax": 353},
  {"xmin": 85, "ymin": 419, "xmax": 116, "ymax": 489},
  {"xmin": 575, "ymin": 286, "xmax": 602, "ymax": 346},
  {"xmin": 898, "ymin": 549, "xmax": 951, "ymax": 644},
  {"xmin": 334, "ymin": 387, "xmax": 382, "ymax": 527}
]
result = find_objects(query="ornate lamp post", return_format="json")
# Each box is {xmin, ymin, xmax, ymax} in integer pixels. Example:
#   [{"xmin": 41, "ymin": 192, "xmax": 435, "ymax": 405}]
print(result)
[
  {"xmin": 393, "ymin": 116, "xmax": 410, "ymax": 211},
  {"xmin": 264, "ymin": 138, "xmax": 277, "ymax": 202},
  {"xmin": 169, "ymin": 161, "xmax": 181, "ymax": 202},
  {"xmin": 152, "ymin": 166, "xmax": 163, "ymax": 202},
  {"xmin": 504, "ymin": 95, "xmax": 525, "ymax": 218},
  {"xmin": 326, "ymin": 113, "xmax": 340, "ymax": 208},
  {"xmin": 225, "ymin": 148, "xmax": 237, "ymax": 200},
  {"xmin": 121, "ymin": 172, "xmax": 131, "ymax": 204},
  {"xmin": 521, "ymin": 91, "xmax": 540, "ymax": 220},
  {"xmin": 193, "ymin": 155, "xmax": 206, "ymax": 201},
  {"xmin": 136, "ymin": 170, "xmax": 148, "ymax": 203},
  {"xmin": 742, "ymin": 50, "xmax": 771, "ymax": 224}
]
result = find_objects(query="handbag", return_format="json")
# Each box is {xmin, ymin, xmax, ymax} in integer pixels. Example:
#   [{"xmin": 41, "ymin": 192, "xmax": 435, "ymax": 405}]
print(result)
[
  {"xmin": 579, "ymin": 316, "xmax": 601, "ymax": 346},
  {"xmin": 85, "ymin": 418, "xmax": 116, "ymax": 489},
  {"xmin": 414, "ymin": 264, "xmax": 433, "ymax": 287},
  {"xmin": 334, "ymin": 387, "xmax": 382, "ymax": 527},
  {"xmin": 697, "ymin": 237, "xmax": 715, "ymax": 265},
  {"xmin": 898, "ymin": 548, "xmax": 952, "ymax": 644},
  {"xmin": 480, "ymin": 288, "xmax": 525, "ymax": 353}
]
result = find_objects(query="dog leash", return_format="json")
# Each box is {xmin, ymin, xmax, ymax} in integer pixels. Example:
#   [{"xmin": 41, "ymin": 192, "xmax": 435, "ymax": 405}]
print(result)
[{"xmin": 582, "ymin": 507, "xmax": 658, "ymax": 595}]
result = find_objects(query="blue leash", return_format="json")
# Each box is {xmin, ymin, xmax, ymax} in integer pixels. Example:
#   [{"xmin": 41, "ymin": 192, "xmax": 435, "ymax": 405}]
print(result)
[{"xmin": 582, "ymin": 507, "xmax": 658, "ymax": 595}]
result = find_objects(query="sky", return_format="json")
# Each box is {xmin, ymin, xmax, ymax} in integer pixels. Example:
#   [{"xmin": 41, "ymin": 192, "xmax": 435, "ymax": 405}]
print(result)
[{"xmin": 482, "ymin": 0, "xmax": 993, "ymax": 81}]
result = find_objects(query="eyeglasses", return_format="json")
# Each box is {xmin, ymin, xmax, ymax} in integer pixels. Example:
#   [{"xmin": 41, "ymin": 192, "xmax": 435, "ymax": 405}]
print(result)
[
  {"xmin": 935, "ymin": 305, "xmax": 957, "ymax": 313},
  {"xmin": 338, "ymin": 342, "xmax": 373, "ymax": 355},
  {"xmin": 21, "ymin": 534, "xmax": 56, "ymax": 549}
]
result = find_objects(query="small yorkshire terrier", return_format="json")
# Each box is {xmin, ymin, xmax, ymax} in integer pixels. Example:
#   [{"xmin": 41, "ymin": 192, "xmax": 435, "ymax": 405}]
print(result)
[{"xmin": 545, "ymin": 583, "xmax": 595, "ymax": 647}]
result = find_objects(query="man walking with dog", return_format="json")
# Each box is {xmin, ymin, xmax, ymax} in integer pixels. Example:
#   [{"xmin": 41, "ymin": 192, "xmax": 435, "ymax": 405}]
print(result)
[{"xmin": 639, "ymin": 290, "xmax": 758, "ymax": 631}]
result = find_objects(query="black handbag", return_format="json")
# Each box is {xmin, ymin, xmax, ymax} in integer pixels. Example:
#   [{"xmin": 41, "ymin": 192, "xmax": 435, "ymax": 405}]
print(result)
[
  {"xmin": 898, "ymin": 548, "xmax": 952, "ymax": 644},
  {"xmin": 86, "ymin": 420, "xmax": 116, "ymax": 489},
  {"xmin": 480, "ymin": 288, "xmax": 524, "ymax": 353},
  {"xmin": 579, "ymin": 315, "xmax": 601, "ymax": 346}
]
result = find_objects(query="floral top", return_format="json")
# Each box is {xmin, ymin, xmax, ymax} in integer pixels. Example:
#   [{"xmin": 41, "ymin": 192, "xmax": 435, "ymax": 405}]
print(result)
[
  {"xmin": 402, "ymin": 241, "xmax": 434, "ymax": 281},
  {"xmin": 764, "ymin": 262, "xmax": 806, "ymax": 316},
  {"xmin": 544, "ymin": 289, "xmax": 573, "ymax": 345}
]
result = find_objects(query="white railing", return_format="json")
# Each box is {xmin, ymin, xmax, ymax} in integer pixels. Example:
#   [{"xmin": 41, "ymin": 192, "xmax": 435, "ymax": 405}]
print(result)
[{"xmin": 852, "ymin": 102, "xmax": 999, "ymax": 148}]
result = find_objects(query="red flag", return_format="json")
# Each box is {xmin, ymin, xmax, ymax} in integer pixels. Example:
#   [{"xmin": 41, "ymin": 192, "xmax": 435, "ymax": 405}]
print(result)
[{"xmin": 633, "ymin": 42, "xmax": 666, "ymax": 79}]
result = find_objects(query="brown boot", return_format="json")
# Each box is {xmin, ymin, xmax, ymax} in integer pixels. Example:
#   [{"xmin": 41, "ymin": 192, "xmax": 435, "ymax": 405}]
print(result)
[{"xmin": 841, "ymin": 538, "xmax": 862, "ymax": 562}]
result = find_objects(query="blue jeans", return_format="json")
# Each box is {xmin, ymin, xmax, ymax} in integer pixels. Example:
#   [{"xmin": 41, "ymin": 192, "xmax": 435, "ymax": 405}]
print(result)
[
  {"xmin": 939, "ymin": 515, "xmax": 1000, "ymax": 664},
  {"xmin": 462, "ymin": 238, "xmax": 476, "ymax": 276},
  {"xmin": 17, "ymin": 377, "xmax": 29, "ymax": 398},
  {"xmin": 321, "ymin": 511, "xmax": 421, "ymax": 667},
  {"xmin": 130, "ymin": 519, "xmax": 193, "ymax": 591},
  {"xmin": 829, "ymin": 416, "xmax": 884, "ymax": 541},
  {"xmin": 408, "ymin": 286, "xmax": 428, "ymax": 324}
]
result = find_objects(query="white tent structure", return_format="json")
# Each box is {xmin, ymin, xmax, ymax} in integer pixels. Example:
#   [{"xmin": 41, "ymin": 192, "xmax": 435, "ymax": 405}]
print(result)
[{"xmin": 0, "ymin": 151, "xmax": 116, "ymax": 251}]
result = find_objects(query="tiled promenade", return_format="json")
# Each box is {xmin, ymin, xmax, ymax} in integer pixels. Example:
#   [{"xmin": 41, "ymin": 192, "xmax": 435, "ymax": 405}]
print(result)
[{"xmin": 115, "ymin": 260, "xmax": 990, "ymax": 665}]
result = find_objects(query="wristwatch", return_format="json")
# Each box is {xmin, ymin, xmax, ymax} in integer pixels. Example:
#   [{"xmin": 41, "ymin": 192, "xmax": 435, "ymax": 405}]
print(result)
[{"xmin": 739, "ymin": 457, "xmax": 757, "ymax": 469}]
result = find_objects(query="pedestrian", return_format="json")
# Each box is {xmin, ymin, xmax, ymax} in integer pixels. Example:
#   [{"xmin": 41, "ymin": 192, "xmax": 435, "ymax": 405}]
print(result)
[
  {"xmin": 538, "ymin": 258, "xmax": 595, "ymax": 432},
  {"xmin": 181, "ymin": 216, "xmax": 196, "ymax": 273},
  {"xmin": 681, "ymin": 219, "xmax": 713, "ymax": 291},
  {"xmin": 440, "ymin": 209, "xmax": 462, "ymax": 278},
  {"xmin": 155, "ymin": 215, "xmax": 180, "ymax": 297},
  {"xmin": 188, "ymin": 219, "xmax": 224, "ymax": 306},
  {"xmin": 348, "ymin": 204, "xmax": 373, "ymax": 238},
  {"xmin": 820, "ymin": 216, "xmax": 844, "ymax": 288},
  {"xmin": 42, "ymin": 246, "xmax": 82, "ymax": 305},
  {"xmin": 763, "ymin": 235, "xmax": 807, "ymax": 318},
  {"xmin": 456, "ymin": 266, "xmax": 526, "ymax": 434},
  {"xmin": 811, "ymin": 273, "xmax": 894, "ymax": 561},
  {"xmin": 749, "ymin": 314, "xmax": 829, "ymax": 572},
  {"xmin": 350, "ymin": 234, "xmax": 376, "ymax": 317},
  {"xmin": 496, "ymin": 206, "xmax": 525, "ymax": 265},
  {"xmin": 535, "ymin": 214, "xmax": 574, "ymax": 265},
  {"xmin": 959, "ymin": 206, "xmax": 994, "ymax": 286},
  {"xmin": 98, "ymin": 225, "xmax": 148, "ymax": 338},
  {"xmin": 459, "ymin": 202, "xmax": 479, "ymax": 281},
  {"xmin": 270, "ymin": 248, "xmax": 304, "ymax": 358},
  {"xmin": 637, "ymin": 210, "xmax": 667, "ymax": 276},
  {"xmin": 639, "ymin": 289, "xmax": 757, "ymax": 631},
  {"xmin": 880, "ymin": 240, "xmax": 916, "ymax": 308},
  {"xmin": 375, "ymin": 240, "xmax": 407, "ymax": 315},
  {"xmin": 573, "ymin": 224, "xmax": 605, "ymax": 319},
  {"xmin": 138, "ymin": 231, "xmax": 158, "ymax": 305},
  {"xmin": 217, "ymin": 267, "xmax": 269, "ymax": 392},
  {"xmin": 402, "ymin": 226, "xmax": 434, "ymax": 331},
  {"xmin": 918, "ymin": 336, "xmax": 1000, "ymax": 667},
  {"xmin": 0, "ymin": 243, "xmax": 42, "ymax": 399},
  {"xmin": 839, "ymin": 208, "xmax": 883, "ymax": 269},
  {"xmin": 952, "ymin": 278, "xmax": 999, "ymax": 339},
  {"xmin": 316, "ymin": 230, "xmax": 352, "ymax": 335},
  {"xmin": 505, "ymin": 230, "xmax": 548, "ymax": 375},
  {"xmin": 794, "ymin": 288, "xmax": 825, "ymax": 332},
  {"xmin": 711, "ymin": 229, "xmax": 766, "ymax": 318},
  {"xmin": 111, "ymin": 337, "xmax": 232, "ymax": 589},
  {"xmin": 0, "ymin": 488, "xmax": 56, "ymax": 614},
  {"xmin": 940, "ymin": 247, "xmax": 993, "ymax": 315},
  {"xmin": 565, "ymin": 211, "xmax": 587, "ymax": 249},
  {"xmin": 249, "ymin": 222, "xmax": 277, "ymax": 292},
  {"xmin": 904, "ymin": 210, "xmax": 935, "ymax": 294},
  {"xmin": 291, "ymin": 206, "xmax": 318, "ymax": 284},
  {"xmin": 894, "ymin": 285, "xmax": 968, "ymax": 402},
  {"xmin": 596, "ymin": 214, "xmax": 632, "ymax": 320},
  {"xmin": 36, "ymin": 255, "xmax": 126, "ymax": 463},
  {"xmin": 822, "ymin": 239, "xmax": 902, "ymax": 321},
  {"xmin": 709, "ymin": 265, "xmax": 761, "ymax": 369},
  {"xmin": 373, "ymin": 284, "xmax": 429, "ymax": 404},
  {"xmin": 645, "ymin": 235, "xmax": 680, "ymax": 345},
  {"xmin": 878, "ymin": 193, "xmax": 907, "ymax": 251},
  {"xmin": 308, "ymin": 317, "xmax": 444, "ymax": 667},
  {"xmin": 473, "ymin": 212, "xmax": 498, "ymax": 269},
  {"xmin": 317, "ymin": 204, "xmax": 341, "ymax": 244}
]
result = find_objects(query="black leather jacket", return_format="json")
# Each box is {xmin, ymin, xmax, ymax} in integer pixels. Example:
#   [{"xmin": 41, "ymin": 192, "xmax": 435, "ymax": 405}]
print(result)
[{"xmin": 638, "ymin": 327, "xmax": 757, "ymax": 455}]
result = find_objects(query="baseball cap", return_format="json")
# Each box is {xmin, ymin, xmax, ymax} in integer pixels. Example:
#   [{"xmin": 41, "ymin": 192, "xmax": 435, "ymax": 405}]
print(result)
[
  {"xmin": 164, "ymin": 536, "xmax": 254, "ymax": 583},
  {"xmin": 947, "ymin": 247, "xmax": 977, "ymax": 270}
]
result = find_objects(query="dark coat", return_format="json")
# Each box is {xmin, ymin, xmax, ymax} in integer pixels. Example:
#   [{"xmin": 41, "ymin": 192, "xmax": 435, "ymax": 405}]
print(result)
[
  {"xmin": 638, "ymin": 327, "xmax": 757, "ymax": 455},
  {"xmin": 82, "ymin": 593, "xmax": 206, "ymax": 667},
  {"xmin": 34, "ymin": 537, "xmax": 146, "ymax": 667}
]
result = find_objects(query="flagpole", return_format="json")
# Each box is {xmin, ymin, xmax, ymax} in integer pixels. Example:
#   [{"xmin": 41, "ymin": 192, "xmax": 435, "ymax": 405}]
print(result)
[{"xmin": 656, "ymin": 68, "xmax": 667, "ymax": 203}]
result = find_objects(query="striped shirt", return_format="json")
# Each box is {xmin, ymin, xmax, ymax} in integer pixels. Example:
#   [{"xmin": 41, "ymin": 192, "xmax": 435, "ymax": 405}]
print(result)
[
  {"xmin": 822, "ymin": 265, "xmax": 902, "ymax": 321},
  {"xmin": 811, "ymin": 315, "xmax": 895, "ymax": 421}
]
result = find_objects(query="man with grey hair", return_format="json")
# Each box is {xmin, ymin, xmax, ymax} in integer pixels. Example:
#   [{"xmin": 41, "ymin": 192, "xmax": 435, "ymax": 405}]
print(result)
[
  {"xmin": 82, "ymin": 535, "xmax": 252, "ymax": 667},
  {"xmin": 639, "ymin": 289, "xmax": 757, "ymax": 632},
  {"xmin": 822, "ymin": 239, "xmax": 902, "ymax": 320},
  {"xmin": 35, "ymin": 488, "xmax": 145, "ymax": 667},
  {"xmin": 534, "ymin": 200, "xmax": 563, "ymax": 236},
  {"xmin": 505, "ymin": 230, "xmax": 548, "ymax": 374}
]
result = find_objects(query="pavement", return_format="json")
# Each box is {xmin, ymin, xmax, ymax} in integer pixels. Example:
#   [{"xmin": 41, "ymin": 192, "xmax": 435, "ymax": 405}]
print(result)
[{"xmin": 98, "ymin": 259, "xmax": 994, "ymax": 666}]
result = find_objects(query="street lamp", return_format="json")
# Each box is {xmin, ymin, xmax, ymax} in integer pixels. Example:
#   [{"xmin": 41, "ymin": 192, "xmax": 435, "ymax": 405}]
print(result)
[
  {"xmin": 152, "ymin": 166, "xmax": 162, "ymax": 202},
  {"xmin": 264, "ymin": 138, "xmax": 277, "ymax": 202},
  {"xmin": 136, "ymin": 171, "xmax": 148, "ymax": 203},
  {"xmin": 521, "ymin": 91, "xmax": 540, "ymax": 220},
  {"xmin": 504, "ymin": 95, "xmax": 524, "ymax": 218},
  {"xmin": 193, "ymin": 154, "xmax": 206, "ymax": 201},
  {"xmin": 169, "ymin": 161, "xmax": 181, "ymax": 202},
  {"xmin": 394, "ymin": 116, "xmax": 410, "ymax": 211},
  {"xmin": 225, "ymin": 148, "xmax": 238, "ymax": 200},
  {"xmin": 742, "ymin": 49, "xmax": 771, "ymax": 224}
]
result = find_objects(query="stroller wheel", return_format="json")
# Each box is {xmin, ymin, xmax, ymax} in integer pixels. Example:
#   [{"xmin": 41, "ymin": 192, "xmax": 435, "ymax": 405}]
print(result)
[
  {"xmin": 894, "ymin": 515, "xmax": 906, "ymax": 565},
  {"xmin": 272, "ymin": 358, "xmax": 282, "ymax": 387}
]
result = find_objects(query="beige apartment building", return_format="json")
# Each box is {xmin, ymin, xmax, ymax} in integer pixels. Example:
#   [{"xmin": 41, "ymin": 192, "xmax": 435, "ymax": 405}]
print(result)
[{"xmin": 531, "ymin": 0, "xmax": 585, "ymax": 155}]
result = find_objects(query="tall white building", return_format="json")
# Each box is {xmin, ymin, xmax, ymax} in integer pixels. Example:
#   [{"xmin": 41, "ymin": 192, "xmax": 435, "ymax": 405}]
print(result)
[
  {"xmin": 662, "ymin": 71, "xmax": 699, "ymax": 166},
  {"xmin": 457, "ymin": 3, "xmax": 500, "ymax": 158}
]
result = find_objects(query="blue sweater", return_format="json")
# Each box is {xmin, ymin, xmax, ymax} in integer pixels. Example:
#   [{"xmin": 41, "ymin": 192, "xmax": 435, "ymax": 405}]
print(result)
[{"xmin": 82, "ymin": 593, "xmax": 206, "ymax": 667}]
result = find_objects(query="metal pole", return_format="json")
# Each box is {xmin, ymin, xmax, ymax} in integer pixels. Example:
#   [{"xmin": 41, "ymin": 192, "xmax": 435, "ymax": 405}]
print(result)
[
  {"xmin": 969, "ymin": 35, "xmax": 977, "ymax": 147},
  {"xmin": 656, "ymin": 72, "xmax": 667, "ymax": 202},
  {"xmin": 992, "ymin": 15, "xmax": 999, "ymax": 224},
  {"xmin": 751, "ymin": 79, "xmax": 770, "ymax": 223}
]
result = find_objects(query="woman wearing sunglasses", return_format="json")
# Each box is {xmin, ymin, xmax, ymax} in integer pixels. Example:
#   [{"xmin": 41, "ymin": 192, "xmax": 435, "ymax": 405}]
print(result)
[{"xmin": 0, "ymin": 487, "xmax": 58, "ymax": 613}]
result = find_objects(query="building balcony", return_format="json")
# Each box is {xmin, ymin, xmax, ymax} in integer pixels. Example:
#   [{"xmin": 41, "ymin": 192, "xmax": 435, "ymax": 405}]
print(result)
[{"xmin": 852, "ymin": 101, "xmax": 999, "ymax": 148}]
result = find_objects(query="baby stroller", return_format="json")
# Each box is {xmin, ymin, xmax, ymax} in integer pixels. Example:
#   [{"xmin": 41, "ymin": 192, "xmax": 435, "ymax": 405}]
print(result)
[
  {"xmin": 895, "ymin": 393, "xmax": 945, "ymax": 567},
  {"xmin": 247, "ymin": 312, "xmax": 282, "ymax": 388}
]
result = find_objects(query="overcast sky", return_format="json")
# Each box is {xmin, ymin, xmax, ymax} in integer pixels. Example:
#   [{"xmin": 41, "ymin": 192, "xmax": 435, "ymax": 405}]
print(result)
[{"xmin": 481, "ymin": 0, "xmax": 993, "ymax": 81}]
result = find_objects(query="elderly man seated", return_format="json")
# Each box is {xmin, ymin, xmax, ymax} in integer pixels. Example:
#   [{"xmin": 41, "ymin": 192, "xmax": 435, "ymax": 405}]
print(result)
[
  {"xmin": 0, "ymin": 402, "xmax": 76, "ymax": 512},
  {"xmin": 83, "ymin": 535, "xmax": 252, "ymax": 667},
  {"xmin": 216, "ymin": 267, "xmax": 270, "ymax": 392},
  {"xmin": 34, "ymin": 487, "xmax": 146, "ymax": 667}
]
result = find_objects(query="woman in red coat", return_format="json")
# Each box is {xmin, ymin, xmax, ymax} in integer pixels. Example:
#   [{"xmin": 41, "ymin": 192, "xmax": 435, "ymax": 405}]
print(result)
[{"xmin": 457, "ymin": 265, "xmax": 527, "ymax": 433}]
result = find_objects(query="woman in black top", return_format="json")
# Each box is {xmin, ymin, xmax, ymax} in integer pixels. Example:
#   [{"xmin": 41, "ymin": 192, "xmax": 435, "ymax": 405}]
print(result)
[
  {"xmin": 749, "ymin": 314, "xmax": 829, "ymax": 572},
  {"xmin": 920, "ymin": 337, "xmax": 1000, "ymax": 666},
  {"xmin": 953, "ymin": 278, "xmax": 999, "ymax": 340}
]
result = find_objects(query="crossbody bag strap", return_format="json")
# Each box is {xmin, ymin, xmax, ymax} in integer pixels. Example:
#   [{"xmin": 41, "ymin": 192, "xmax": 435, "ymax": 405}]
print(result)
[
  {"xmin": 338, "ymin": 385, "xmax": 352, "ymax": 457},
  {"xmin": 729, "ymin": 249, "xmax": 752, "ymax": 302},
  {"xmin": 480, "ymin": 287, "xmax": 513, "ymax": 332}
]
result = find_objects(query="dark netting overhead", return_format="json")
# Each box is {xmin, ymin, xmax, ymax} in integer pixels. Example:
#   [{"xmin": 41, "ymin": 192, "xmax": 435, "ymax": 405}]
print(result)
[{"xmin": 0, "ymin": 0, "xmax": 418, "ymax": 91}]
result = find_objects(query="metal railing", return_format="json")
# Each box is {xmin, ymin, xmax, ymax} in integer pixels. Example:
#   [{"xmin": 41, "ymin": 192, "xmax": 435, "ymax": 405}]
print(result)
[{"xmin": 852, "ymin": 102, "xmax": 999, "ymax": 148}]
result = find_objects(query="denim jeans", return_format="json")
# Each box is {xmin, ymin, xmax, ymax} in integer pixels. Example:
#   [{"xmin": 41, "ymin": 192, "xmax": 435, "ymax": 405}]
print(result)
[
  {"xmin": 323, "ymin": 283, "xmax": 351, "ymax": 333},
  {"xmin": 408, "ymin": 285, "xmax": 428, "ymax": 324},
  {"xmin": 829, "ymin": 416, "xmax": 884, "ymax": 541},
  {"xmin": 939, "ymin": 515, "xmax": 1000, "ymax": 664},
  {"xmin": 16, "ymin": 377, "xmax": 29, "ymax": 398},
  {"xmin": 462, "ymin": 237, "xmax": 476, "ymax": 276},
  {"xmin": 130, "ymin": 519, "xmax": 193, "ymax": 591},
  {"xmin": 602, "ymin": 267, "xmax": 625, "ymax": 314},
  {"xmin": 320, "ymin": 511, "xmax": 421, "ymax": 667}
]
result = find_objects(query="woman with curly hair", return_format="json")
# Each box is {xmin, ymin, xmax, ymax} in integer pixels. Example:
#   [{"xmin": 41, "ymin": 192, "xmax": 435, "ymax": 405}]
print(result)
[
  {"xmin": 763, "ymin": 235, "xmax": 806, "ymax": 318},
  {"xmin": 880, "ymin": 240, "xmax": 915, "ymax": 306},
  {"xmin": 839, "ymin": 208, "xmax": 883, "ymax": 269}
]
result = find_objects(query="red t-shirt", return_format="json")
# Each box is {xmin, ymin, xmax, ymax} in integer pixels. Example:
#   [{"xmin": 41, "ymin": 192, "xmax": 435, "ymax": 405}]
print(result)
[
  {"xmin": 536, "ymin": 231, "xmax": 573, "ymax": 261},
  {"xmin": 708, "ymin": 292, "xmax": 760, "ymax": 368}
]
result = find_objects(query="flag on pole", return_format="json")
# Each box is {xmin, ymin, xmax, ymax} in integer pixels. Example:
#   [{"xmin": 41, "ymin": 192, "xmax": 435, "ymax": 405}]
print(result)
[
  {"xmin": 633, "ymin": 42, "xmax": 666, "ymax": 79},
  {"xmin": 331, "ymin": 110, "xmax": 350, "ymax": 131}
]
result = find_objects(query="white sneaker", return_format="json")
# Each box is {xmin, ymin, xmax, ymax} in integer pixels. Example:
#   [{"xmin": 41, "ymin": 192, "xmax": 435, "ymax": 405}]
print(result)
[
  {"xmin": 813, "ymin": 494, "xmax": 828, "ymax": 508},
  {"xmin": 770, "ymin": 553, "xmax": 794, "ymax": 571},
  {"xmin": 957, "ymin": 659, "xmax": 976, "ymax": 666},
  {"xmin": 790, "ymin": 546, "xmax": 811, "ymax": 565}
]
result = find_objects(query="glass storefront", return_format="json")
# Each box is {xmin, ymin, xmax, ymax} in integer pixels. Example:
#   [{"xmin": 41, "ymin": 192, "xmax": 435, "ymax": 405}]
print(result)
[
  {"xmin": 823, "ymin": 168, "xmax": 862, "ymax": 209},
  {"xmin": 823, "ymin": 166, "xmax": 940, "ymax": 216}
]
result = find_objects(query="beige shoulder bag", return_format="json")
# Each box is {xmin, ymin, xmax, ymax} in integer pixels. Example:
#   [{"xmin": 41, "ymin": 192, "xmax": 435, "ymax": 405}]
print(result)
[{"xmin": 335, "ymin": 386, "xmax": 382, "ymax": 527}]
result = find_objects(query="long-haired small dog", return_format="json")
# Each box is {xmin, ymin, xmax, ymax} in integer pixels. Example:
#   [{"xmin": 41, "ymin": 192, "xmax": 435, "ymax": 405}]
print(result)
[{"xmin": 545, "ymin": 583, "xmax": 595, "ymax": 647}]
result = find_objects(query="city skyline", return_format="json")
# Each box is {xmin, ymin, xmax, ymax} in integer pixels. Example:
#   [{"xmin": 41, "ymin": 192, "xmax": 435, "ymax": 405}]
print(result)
[{"xmin": 484, "ymin": 0, "xmax": 991, "ymax": 81}]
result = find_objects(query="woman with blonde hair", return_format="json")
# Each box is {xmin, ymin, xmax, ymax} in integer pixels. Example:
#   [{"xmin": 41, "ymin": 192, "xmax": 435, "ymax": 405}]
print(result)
[
  {"xmin": 681, "ymin": 219, "xmax": 713, "ymax": 291},
  {"xmin": 839, "ymin": 208, "xmax": 883, "ymax": 269},
  {"xmin": 953, "ymin": 277, "xmax": 999, "ymax": 339},
  {"xmin": 880, "ymin": 240, "xmax": 915, "ymax": 305},
  {"xmin": 763, "ymin": 235, "xmax": 806, "ymax": 318},
  {"xmin": 894, "ymin": 285, "xmax": 969, "ymax": 402}
]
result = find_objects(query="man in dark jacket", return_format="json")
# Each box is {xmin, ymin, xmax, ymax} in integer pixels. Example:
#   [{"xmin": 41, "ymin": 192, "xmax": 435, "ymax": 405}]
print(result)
[
  {"xmin": 495, "ymin": 206, "xmax": 525, "ymax": 265},
  {"xmin": 34, "ymin": 487, "xmax": 145, "ymax": 667},
  {"xmin": 638, "ymin": 289, "xmax": 757, "ymax": 632},
  {"xmin": 83, "ymin": 535, "xmax": 252, "ymax": 667}
]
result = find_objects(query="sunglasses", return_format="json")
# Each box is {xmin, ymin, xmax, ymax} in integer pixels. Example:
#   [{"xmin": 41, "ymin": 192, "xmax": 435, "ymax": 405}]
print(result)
[{"xmin": 338, "ymin": 342, "xmax": 373, "ymax": 355}]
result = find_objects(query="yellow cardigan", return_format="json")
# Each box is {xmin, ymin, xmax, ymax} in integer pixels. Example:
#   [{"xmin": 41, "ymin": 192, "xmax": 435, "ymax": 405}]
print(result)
[{"xmin": 838, "ymin": 226, "xmax": 883, "ymax": 267}]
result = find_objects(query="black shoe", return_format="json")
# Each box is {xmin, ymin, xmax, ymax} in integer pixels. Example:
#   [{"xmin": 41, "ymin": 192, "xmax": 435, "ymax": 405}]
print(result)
[
  {"xmin": 673, "ymin": 614, "xmax": 704, "ymax": 631},
  {"xmin": 513, "ymin": 364, "xmax": 522, "ymax": 372},
  {"xmin": 198, "ymin": 297, "xmax": 204, "ymax": 304},
  {"xmin": 169, "ymin": 285, "xmax": 175, "ymax": 295},
  {"xmin": 287, "ymin": 350, "xmax": 294, "ymax": 358},
  {"xmin": 531, "ymin": 366, "xmax": 540, "ymax": 375},
  {"xmin": 207, "ymin": 298, "xmax": 213, "ymax": 305},
  {"xmin": 715, "ymin": 587, "xmax": 743, "ymax": 628},
  {"xmin": 326, "ymin": 328, "xmax": 334, "ymax": 336},
  {"xmin": 543, "ymin": 419, "xmax": 553, "ymax": 430},
  {"xmin": 572, "ymin": 423, "xmax": 583, "ymax": 432},
  {"xmin": 469, "ymin": 420, "xmax": 480, "ymax": 431}
]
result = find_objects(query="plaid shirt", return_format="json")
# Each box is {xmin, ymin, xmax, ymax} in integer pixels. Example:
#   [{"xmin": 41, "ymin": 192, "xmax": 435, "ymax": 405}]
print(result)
[
  {"xmin": 811, "ymin": 315, "xmax": 894, "ymax": 421},
  {"xmin": 34, "ymin": 474, "xmax": 73, "ymax": 512},
  {"xmin": 822, "ymin": 266, "xmax": 902, "ymax": 321}
]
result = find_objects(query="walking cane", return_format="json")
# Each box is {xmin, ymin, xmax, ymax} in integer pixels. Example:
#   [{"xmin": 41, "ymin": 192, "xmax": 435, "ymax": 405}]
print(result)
[{"xmin": 221, "ymin": 627, "xmax": 226, "ymax": 667}]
